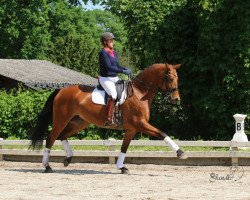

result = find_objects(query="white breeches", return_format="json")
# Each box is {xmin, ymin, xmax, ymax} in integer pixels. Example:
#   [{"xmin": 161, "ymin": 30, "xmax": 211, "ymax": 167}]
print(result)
[{"xmin": 99, "ymin": 76, "xmax": 119, "ymax": 99}]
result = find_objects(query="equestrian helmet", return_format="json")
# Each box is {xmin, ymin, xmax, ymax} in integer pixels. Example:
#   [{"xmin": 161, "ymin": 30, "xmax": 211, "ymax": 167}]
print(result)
[{"xmin": 100, "ymin": 32, "xmax": 115, "ymax": 44}]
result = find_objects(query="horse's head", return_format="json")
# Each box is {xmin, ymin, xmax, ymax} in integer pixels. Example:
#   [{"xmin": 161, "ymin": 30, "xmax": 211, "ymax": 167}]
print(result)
[
  {"xmin": 133, "ymin": 63, "xmax": 181, "ymax": 105},
  {"xmin": 160, "ymin": 63, "xmax": 181, "ymax": 104}
]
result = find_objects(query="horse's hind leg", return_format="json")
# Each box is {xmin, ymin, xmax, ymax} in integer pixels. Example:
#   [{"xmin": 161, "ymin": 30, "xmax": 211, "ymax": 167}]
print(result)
[
  {"xmin": 42, "ymin": 111, "xmax": 72, "ymax": 173},
  {"xmin": 43, "ymin": 124, "xmax": 68, "ymax": 173},
  {"xmin": 59, "ymin": 116, "xmax": 89, "ymax": 167}
]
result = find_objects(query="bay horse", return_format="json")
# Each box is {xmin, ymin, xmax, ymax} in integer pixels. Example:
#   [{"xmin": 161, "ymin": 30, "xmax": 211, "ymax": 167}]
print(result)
[{"xmin": 30, "ymin": 63, "xmax": 187, "ymax": 173}]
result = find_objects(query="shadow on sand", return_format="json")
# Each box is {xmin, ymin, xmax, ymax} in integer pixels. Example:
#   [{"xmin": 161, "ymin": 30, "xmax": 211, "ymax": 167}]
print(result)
[
  {"xmin": 5, "ymin": 168, "xmax": 174, "ymax": 177},
  {"xmin": 6, "ymin": 168, "xmax": 118, "ymax": 175}
]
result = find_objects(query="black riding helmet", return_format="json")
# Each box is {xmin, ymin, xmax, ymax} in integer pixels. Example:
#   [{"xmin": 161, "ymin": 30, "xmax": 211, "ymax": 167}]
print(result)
[{"xmin": 100, "ymin": 32, "xmax": 115, "ymax": 45}]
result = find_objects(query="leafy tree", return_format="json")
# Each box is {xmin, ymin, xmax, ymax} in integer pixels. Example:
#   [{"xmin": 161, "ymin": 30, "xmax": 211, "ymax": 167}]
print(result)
[
  {"xmin": 0, "ymin": 0, "xmax": 129, "ymax": 139},
  {"xmin": 102, "ymin": 0, "xmax": 250, "ymax": 140},
  {"xmin": 188, "ymin": 0, "xmax": 250, "ymax": 139},
  {"xmin": 0, "ymin": 0, "xmax": 128, "ymax": 77},
  {"xmin": 0, "ymin": 0, "xmax": 51, "ymax": 59},
  {"xmin": 47, "ymin": 4, "xmax": 128, "ymax": 76}
]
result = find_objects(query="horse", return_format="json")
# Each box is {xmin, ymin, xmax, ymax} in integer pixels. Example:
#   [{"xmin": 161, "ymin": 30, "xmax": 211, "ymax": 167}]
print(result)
[{"xmin": 30, "ymin": 63, "xmax": 187, "ymax": 174}]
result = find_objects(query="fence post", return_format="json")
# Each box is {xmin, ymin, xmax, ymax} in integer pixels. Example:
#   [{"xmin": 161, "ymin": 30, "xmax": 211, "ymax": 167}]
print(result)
[
  {"xmin": 230, "ymin": 140, "xmax": 238, "ymax": 166},
  {"xmin": 104, "ymin": 138, "xmax": 116, "ymax": 164},
  {"xmin": 0, "ymin": 138, "xmax": 3, "ymax": 161},
  {"xmin": 232, "ymin": 114, "xmax": 248, "ymax": 145}
]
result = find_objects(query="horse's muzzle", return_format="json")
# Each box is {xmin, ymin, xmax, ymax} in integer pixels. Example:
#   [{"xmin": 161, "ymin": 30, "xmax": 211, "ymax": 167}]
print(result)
[
  {"xmin": 164, "ymin": 89, "xmax": 180, "ymax": 105},
  {"xmin": 165, "ymin": 96, "xmax": 180, "ymax": 105},
  {"xmin": 172, "ymin": 90, "xmax": 180, "ymax": 102},
  {"xmin": 170, "ymin": 98, "xmax": 180, "ymax": 105}
]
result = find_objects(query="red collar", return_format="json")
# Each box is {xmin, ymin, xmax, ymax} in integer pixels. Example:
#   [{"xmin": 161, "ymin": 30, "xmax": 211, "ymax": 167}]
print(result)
[{"xmin": 104, "ymin": 47, "xmax": 115, "ymax": 57}]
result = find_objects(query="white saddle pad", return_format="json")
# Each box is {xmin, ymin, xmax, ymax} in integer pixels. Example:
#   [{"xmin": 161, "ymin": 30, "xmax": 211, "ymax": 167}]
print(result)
[{"xmin": 92, "ymin": 87, "xmax": 127, "ymax": 105}]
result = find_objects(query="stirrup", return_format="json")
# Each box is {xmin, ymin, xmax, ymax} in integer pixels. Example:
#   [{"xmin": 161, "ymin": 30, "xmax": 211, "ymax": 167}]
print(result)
[{"xmin": 104, "ymin": 120, "xmax": 116, "ymax": 127}]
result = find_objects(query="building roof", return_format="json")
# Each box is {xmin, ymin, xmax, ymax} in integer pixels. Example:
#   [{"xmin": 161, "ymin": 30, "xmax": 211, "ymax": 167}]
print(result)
[{"xmin": 0, "ymin": 59, "xmax": 98, "ymax": 90}]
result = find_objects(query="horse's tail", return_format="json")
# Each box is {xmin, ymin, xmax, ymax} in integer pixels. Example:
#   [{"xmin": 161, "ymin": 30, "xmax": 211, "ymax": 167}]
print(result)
[{"xmin": 29, "ymin": 89, "xmax": 60, "ymax": 150}]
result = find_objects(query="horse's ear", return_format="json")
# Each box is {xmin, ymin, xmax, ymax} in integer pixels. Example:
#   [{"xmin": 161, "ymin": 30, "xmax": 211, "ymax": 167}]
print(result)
[
  {"xmin": 173, "ymin": 64, "xmax": 181, "ymax": 69},
  {"xmin": 165, "ymin": 63, "xmax": 171, "ymax": 71}
]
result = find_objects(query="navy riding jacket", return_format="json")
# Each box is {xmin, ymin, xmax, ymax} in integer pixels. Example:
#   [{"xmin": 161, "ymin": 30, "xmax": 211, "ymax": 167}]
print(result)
[{"xmin": 99, "ymin": 49, "xmax": 126, "ymax": 77}]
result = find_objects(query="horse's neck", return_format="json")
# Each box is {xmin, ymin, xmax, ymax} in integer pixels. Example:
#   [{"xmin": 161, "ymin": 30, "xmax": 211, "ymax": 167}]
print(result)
[
  {"xmin": 137, "ymin": 87, "xmax": 156, "ymax": 106},
  {"xmin": 134, "ymin": 71, "xmax": 160, "ymax": 105}
]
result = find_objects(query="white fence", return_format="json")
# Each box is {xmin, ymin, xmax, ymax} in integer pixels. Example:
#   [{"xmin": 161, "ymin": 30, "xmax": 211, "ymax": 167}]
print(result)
[{"xmin": 1, "ymin": 139, "xmax": 250, "ymax": 165}]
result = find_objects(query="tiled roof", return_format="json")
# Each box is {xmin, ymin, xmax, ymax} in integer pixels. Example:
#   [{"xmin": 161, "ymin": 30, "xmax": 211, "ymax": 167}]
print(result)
[{"xmin": 0, "ymin": 59, "xmax": 98, "ymax": 89}]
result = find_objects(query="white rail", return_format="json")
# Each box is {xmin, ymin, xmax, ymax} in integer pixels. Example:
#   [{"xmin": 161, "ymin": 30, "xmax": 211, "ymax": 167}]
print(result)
[{"xmin": 0, "ymin": 139, "xmax": 250, "ymax": 165}]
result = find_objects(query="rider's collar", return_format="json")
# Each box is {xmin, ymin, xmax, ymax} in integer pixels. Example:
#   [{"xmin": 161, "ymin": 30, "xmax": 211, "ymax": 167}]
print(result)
[{"xmin": 104, "ymin": 47, "xmax": 114, "ymax": 57}]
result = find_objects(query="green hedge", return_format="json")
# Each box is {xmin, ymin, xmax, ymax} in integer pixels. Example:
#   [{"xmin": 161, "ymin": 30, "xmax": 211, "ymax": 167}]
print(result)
[
  {"xmin": 0, "ymin": 88, "xmax": 51, "ymax": 139},
  {"xmin": 0, "ymin": 88, "xmax": 129, "ymax": 140}
]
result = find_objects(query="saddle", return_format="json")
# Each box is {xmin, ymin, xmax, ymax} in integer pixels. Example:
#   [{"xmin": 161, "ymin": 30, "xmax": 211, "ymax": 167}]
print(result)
[
  {"xmin": 92, "ymin": 80, "xmax": 133, "ymax": 127},
  {"xmin": 92, "ymin": 80, "xmax": 133, "ymax": 105}
]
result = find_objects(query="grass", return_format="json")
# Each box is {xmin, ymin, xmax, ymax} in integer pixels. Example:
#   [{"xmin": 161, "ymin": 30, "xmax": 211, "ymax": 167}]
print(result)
[
  {"xmin": 2, "ymin": 138, "xmax": 250, "ymax": 152},
  {"xmin": 2, "ymin": 145, "xmax": 243, "ymax": 152}
]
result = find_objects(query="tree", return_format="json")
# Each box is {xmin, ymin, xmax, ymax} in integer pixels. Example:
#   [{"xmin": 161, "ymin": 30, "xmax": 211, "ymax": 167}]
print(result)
[
  {"xmin": 47, "ymin": 1, "xmax": 127, "ymax": 76},
  {"xmin": 0, "ymin": 0, "xmax": 51, "ymax": 59},
  {"xmin": 101, "ymin": 0, "xmax": 250, "ymax": 139},
  {"xmin": 0, "ymin": 0, "xmax": 129, "ymax": 139},
  {"xmin": 0, "ymin": 0, "xmax": 128, "ymax": 77}
]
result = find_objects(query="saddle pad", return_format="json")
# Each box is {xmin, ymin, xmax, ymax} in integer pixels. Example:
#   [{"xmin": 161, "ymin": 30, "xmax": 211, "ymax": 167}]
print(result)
[{"xmin": 92, "ymin": 87, "xmax": 127, "ymax": 105}]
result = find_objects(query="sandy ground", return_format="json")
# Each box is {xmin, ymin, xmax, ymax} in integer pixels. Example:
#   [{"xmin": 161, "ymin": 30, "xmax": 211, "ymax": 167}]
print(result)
[{"xmin": 0, "ymin": 161, "xmax": 250, "ymax": 200}]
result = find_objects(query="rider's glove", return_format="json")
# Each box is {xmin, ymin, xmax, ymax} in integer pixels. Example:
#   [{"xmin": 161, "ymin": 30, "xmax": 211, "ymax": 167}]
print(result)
[{"xmin": 123, "ymin": 69, "xmax": 132, "ymax": 76}]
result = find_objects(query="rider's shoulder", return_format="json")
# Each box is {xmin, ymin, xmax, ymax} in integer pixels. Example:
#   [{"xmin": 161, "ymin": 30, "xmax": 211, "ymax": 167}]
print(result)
[
  {"xmin": 99, "ymin": 48, "xmax": 106, "ymax": 53},
  {"xmin": 99, "ymin": 49, "xmax": 107, "ymax": 56},
  {"xmin": 113, "ymin": 50, "xmax": 118, "ymax": 56}
]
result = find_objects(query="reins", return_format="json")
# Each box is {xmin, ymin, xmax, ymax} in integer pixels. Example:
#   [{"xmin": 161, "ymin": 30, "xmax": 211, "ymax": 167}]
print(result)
[
  {"xmin": 130, "ymin": 72, "xmax": 178, "ymax": 95},
  {"xmin": 129, "ymin": 70, "xmax": 180, "ymax": 106},
  {"xmin": 131, "ymin": 75, "xmax": 159, "ymax": 94}
]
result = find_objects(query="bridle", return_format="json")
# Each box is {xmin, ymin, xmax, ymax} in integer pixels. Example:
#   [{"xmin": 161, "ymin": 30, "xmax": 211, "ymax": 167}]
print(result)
[
  {"xmin": 132, "ymin": 70, "xmax": 179, "ymax": 102},
  {"xmin": 162, "ymin": 72, "xmax": 179, "ymax": 101}
]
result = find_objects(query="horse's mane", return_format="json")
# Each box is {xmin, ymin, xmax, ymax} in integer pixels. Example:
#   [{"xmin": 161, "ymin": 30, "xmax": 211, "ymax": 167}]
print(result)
[{"xmin": 135, "ymin": 63, "xmax": 166, "ymax": 79}]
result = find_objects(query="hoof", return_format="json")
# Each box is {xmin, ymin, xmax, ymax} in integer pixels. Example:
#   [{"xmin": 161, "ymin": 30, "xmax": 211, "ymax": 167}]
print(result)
[
  {"xmin": 120, "ymin": 167, "xmax": 130, "ymax": 175},
  {"xmin": 64, "ymin": 156, "xmax": 72, "ymax": 167},
  {"xmin": 44, "ymin": 165, "xmax": 53, "ymax": 173},
  {"xmin": 177, "ymin": 149, "xmax": 188, "ymax": 159}
]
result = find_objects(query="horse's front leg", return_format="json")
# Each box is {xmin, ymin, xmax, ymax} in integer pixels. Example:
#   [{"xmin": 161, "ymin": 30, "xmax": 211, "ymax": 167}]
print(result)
[
  {"xmin": 117, "ymin": 130, "xmax": 136, "ymax": 174},
  {"xmin": 138, "ymin": 120, "xmax": 187, "ymax": 159}
]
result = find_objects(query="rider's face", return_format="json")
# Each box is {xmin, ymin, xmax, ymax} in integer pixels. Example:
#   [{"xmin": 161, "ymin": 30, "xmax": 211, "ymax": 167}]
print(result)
[{"xmin": 106, "ymin": 39, "xmax": 114, "ymax": 49}]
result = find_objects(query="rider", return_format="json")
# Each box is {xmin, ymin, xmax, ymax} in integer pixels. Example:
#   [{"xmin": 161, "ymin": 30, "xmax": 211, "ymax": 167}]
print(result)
[{"xmin": 99, "ymin": 32, "xmax": 132, "ymax": 126}]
